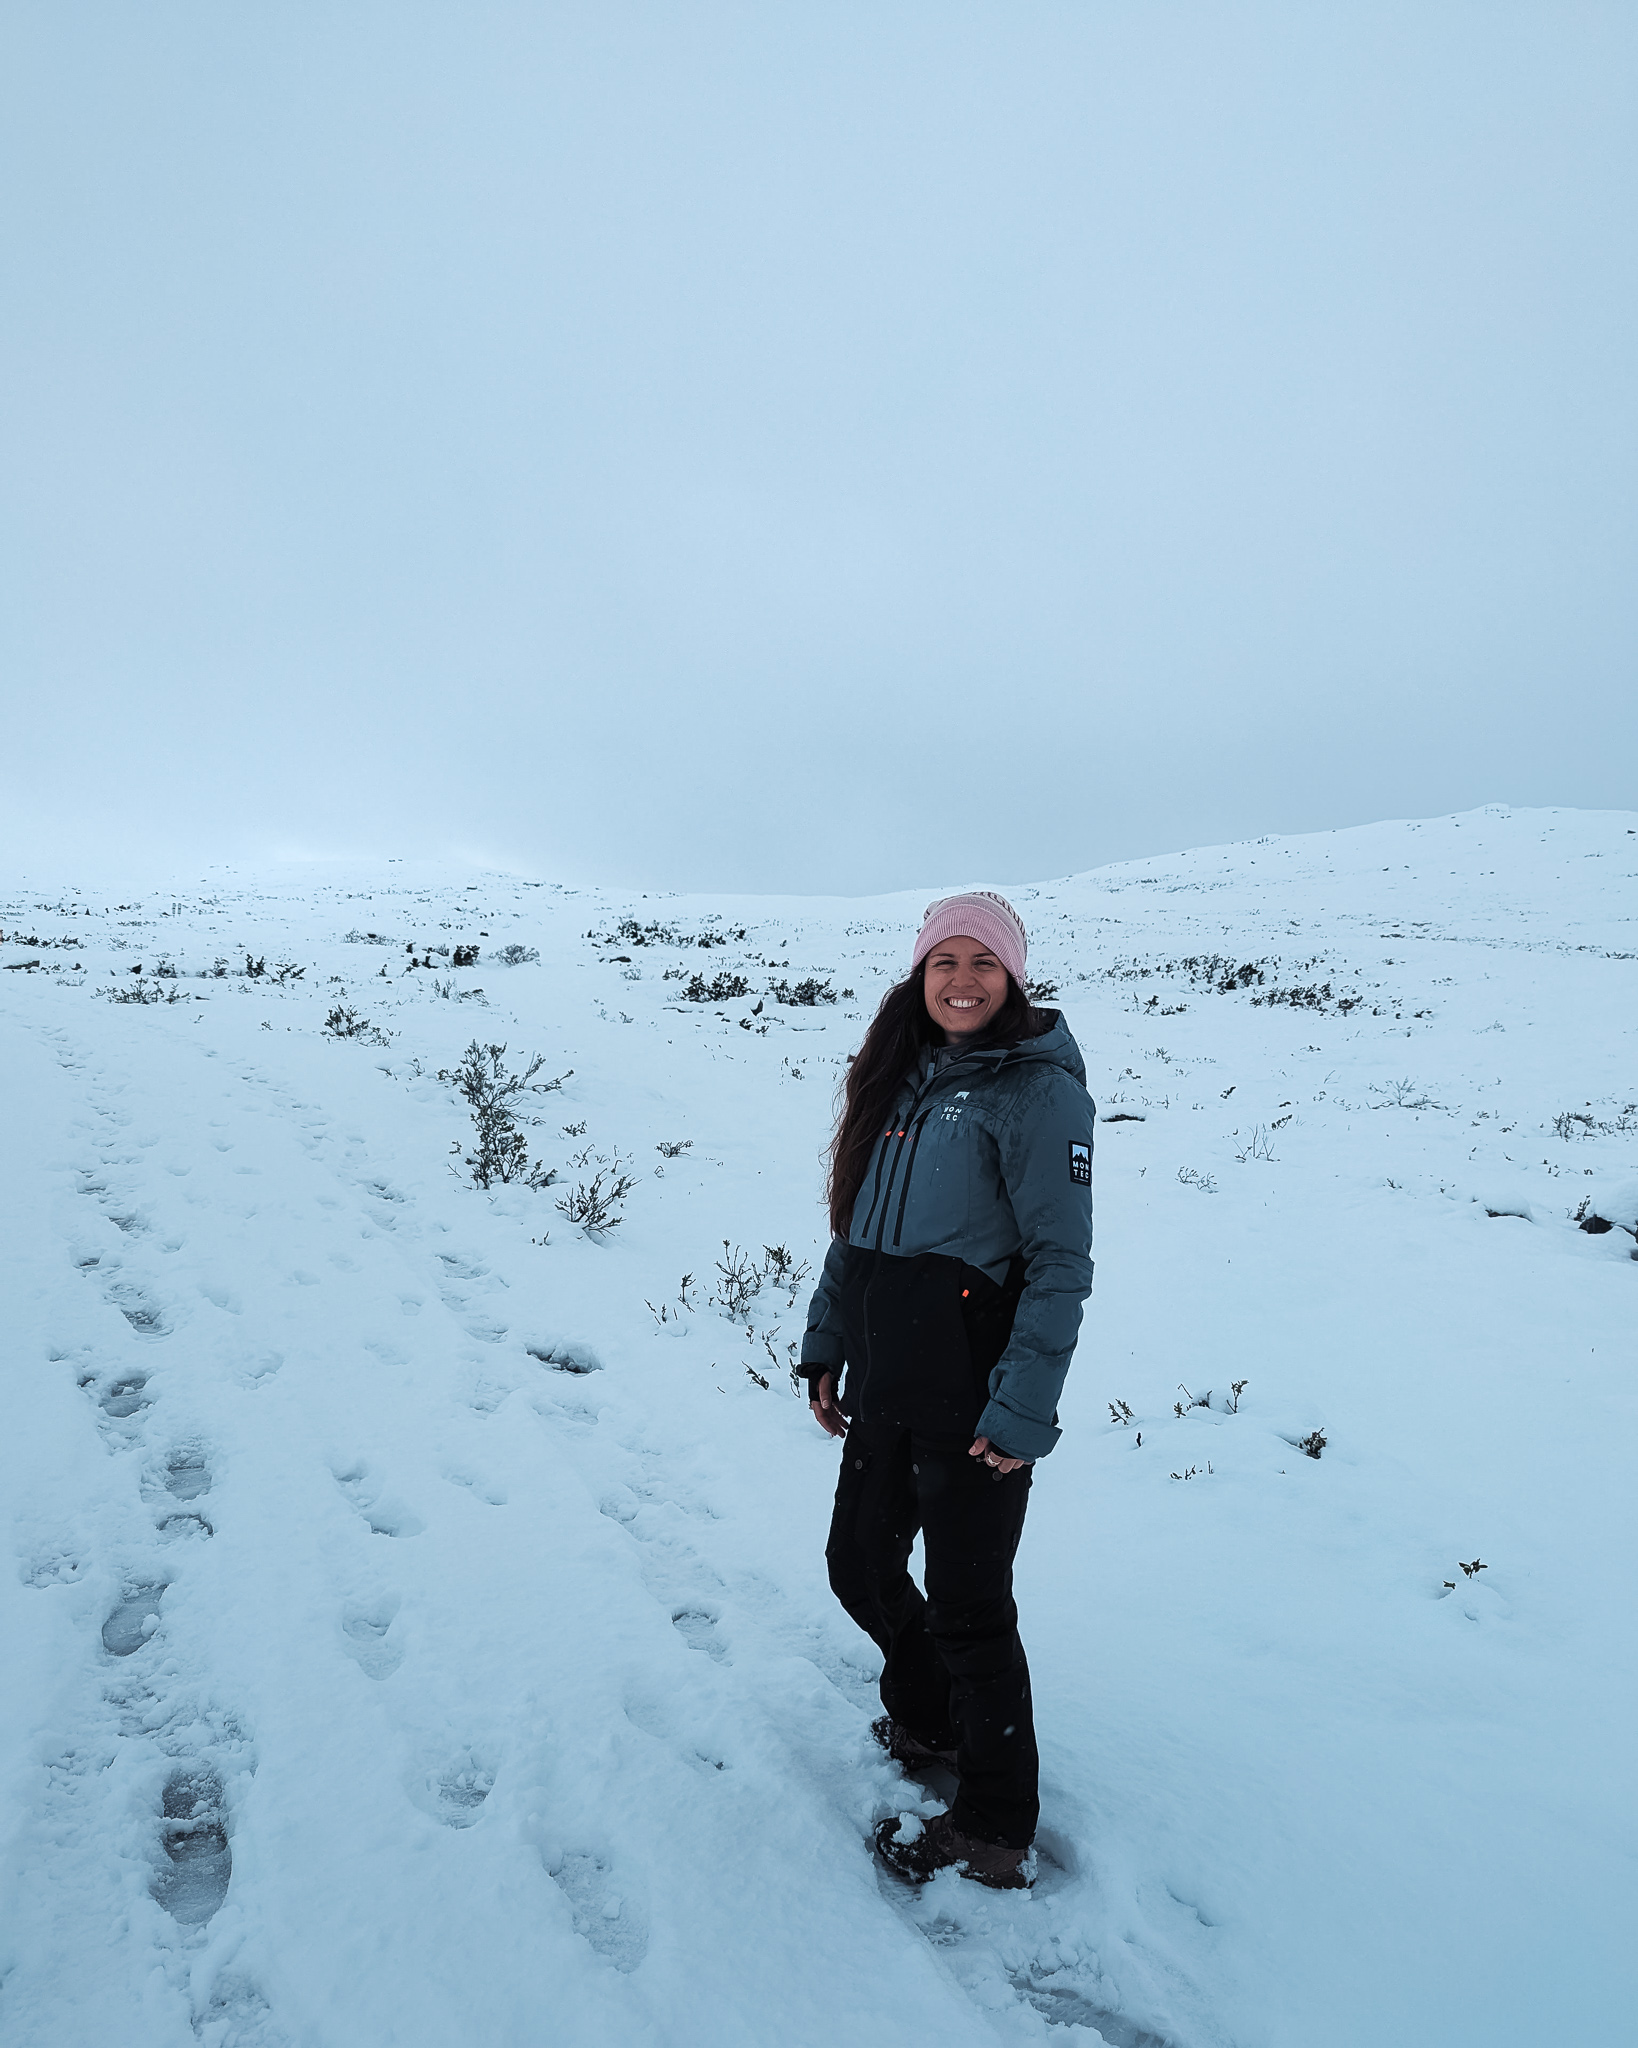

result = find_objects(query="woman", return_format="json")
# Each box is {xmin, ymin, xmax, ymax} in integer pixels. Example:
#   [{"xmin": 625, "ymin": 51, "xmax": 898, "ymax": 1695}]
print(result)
[{"xmin": 802, "ymin": 890, "xmax": 1095, "ymax": 1890}]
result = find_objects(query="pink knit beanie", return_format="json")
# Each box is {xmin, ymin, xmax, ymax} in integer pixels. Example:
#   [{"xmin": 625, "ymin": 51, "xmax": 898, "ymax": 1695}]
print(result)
[{"xmin": 912, "ymin": 891, "xmax": 1028, "ymax": 986}]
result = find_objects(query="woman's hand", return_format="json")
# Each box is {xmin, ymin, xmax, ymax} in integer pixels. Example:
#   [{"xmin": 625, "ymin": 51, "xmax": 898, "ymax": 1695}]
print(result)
[
  {"xmin": 969, "ymin": 1436, "xmax": 1029, "ymax": 1475},
  {"xmin": 810, "ymin": 1372, "xmax": 848, "ymax": 1439}
]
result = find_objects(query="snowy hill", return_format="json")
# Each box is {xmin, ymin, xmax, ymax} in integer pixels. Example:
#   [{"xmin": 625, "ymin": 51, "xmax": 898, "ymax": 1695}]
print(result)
[{"xmin": 2, "ymin": 805, "xmax": 1634, "ymax": 2048}]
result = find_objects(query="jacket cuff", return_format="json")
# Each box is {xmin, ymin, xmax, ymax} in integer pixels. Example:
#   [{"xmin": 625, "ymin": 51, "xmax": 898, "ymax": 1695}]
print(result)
[
  {"xmin": 976, "ymin": 1396, "xmax": 1061, "ymax": 1462},
  {"xmin": 799, "ymin": 1335, "xmax": 844, "ymax": 1371}
]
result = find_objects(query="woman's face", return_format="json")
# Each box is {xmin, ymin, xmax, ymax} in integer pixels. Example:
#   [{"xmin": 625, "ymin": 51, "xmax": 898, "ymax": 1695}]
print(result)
[{"xmin": 922, "ymin": 936, "xmax": 1010, "ymax": 1038}]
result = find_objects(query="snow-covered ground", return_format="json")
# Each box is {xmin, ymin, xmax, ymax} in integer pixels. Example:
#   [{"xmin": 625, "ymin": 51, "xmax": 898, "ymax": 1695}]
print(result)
[{"xmin": 2, "ymin": 804, "xmax": 1634, "ymax": 2048}]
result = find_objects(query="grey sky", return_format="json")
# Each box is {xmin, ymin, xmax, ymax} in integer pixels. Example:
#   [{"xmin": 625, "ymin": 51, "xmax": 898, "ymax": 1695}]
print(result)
[{"xmin": 4, "ymin": 3, "xmax": 1633, "ymax": 894}]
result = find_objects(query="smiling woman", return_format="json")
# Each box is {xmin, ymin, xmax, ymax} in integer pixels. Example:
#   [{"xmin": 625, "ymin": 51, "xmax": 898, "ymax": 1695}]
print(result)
[{"xmin": 800, "ymin": 891, "xmax": 1096, "ymax": 1890}]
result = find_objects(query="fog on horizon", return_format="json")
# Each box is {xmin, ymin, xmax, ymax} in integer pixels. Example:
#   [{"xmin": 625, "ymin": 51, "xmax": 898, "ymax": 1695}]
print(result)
[{"xmin": 3, "ymin": 3, "xmax": 1633, "ymax": 897}]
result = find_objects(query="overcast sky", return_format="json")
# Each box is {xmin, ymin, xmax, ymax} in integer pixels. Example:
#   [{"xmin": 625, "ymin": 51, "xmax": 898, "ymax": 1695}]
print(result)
[{"xmin": 3, "ymin": 3, "xmax": 1633, "ymax": 895}]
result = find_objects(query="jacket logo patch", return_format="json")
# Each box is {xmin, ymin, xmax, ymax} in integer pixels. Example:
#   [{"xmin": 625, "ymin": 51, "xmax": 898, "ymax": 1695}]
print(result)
[{"xmin": 1068, "ymin": 1140, "xmax": 1092, "ymax": 1187}]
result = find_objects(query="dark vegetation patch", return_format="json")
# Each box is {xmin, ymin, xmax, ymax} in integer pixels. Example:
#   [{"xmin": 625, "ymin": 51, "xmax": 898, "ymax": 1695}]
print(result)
[
  {"xmin": 768, "ymin": 977, "xmax": 852, "ymax": 1006},
  {"xmin": 683, "ymin": 972, "xmax": 751, "ymax": 1003},
  {"xmin": 1097, "ymin": 953, "xmax": 1392, "ymax": 1018},
  {"xmin": 590, "ymin": 917, "xmax": 744, "ymax": 949}
]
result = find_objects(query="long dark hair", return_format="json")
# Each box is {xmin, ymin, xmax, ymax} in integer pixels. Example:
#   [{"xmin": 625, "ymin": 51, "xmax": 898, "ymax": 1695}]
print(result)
[{"xmin": 825, "ymin": 963, "xmax": 1049, "ymax": 1238}]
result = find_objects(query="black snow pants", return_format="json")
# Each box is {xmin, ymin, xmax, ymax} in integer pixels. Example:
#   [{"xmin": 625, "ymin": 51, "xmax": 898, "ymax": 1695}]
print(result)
[{"xmin": 826, "ymin": 1424, "xmax": 1039, "ymax": 1848}]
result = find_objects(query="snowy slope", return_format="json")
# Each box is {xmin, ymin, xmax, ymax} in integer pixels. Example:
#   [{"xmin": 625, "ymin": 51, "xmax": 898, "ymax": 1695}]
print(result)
[{"xmin": 2, "ymin": 804, "xmax": 1634, "ymax": 2048}]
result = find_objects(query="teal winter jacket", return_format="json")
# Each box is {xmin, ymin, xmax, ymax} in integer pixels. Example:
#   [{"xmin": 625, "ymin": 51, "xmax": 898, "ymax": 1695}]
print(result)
[{"xmin": 801, "ymin": 1013, "xmax": 1095, "ymax": 1459}]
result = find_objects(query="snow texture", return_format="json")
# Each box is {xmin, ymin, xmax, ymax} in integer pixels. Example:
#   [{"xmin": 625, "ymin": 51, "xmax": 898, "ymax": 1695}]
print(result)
[{"xmin": 2, "ymin": 804, "xmax": 1634, "ymax": 2047}]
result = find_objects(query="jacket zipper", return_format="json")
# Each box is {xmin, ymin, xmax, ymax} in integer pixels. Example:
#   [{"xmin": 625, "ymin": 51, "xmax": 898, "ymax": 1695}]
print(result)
[
  {"xmin": 890, "ymin": 1111, "xmax": 933, "ymax": 1248},
  {"xmin": 870, "ymin": 1076, "xmax": 936, "ymax": 1251},
  {"xmin": 855, "ymin": 1112, "xmax": 901, "ymax": 1245}
]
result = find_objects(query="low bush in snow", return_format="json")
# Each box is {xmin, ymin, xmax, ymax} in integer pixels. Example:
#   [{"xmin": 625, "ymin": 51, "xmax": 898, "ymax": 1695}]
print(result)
[
  {"xmin": 556, "ymin": 1158, "xmax": 637, "ymax": 1235},
  {"xmin": 767, "ymin": 977, "xmax": 851, "ymax": 1006},
  {"xmin": 709, "ymin": 1241, "xmax": 812, "ymax": 1318},
  {"xmin": 683, "ymin": 972, "xmax": 750, "ymax": 1003},
  {"xmin": 322, "ymin": 1005, "xmax": 392, "ymax": 1044},
  {"xmin": 99, "ymin": 980, "xmax": 188, "ymax": 1005},
  {"xmin": 590, "ymin": 917, "xmax": 745, "ymax": 949},
  {"xmin": 441, "ymin": 1041, "xmax": 565, "ymax": 1190}
]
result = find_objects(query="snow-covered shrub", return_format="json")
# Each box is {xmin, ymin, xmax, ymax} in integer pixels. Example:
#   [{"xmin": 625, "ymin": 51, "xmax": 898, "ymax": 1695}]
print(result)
[
  {"xmin": 556, "ymin": 1158, "xmax": 637, "ymax": 1235},
  {"xmin": 322, "ymin": 1005, "xmax": 390, "ymax": 1044},
  {"xmin": 442, "ymin": 1041, "xmax": 561, "ymax": 1190},
  {"xmin": 590, "ymin": 917, "xmax": 745, "ymax": 949},
  {"xmin": 683, "ymin": 972, "xmax": 750, "ymax": 1003},
  {"xmin": 1573, "ymin": 1182, "xmax": 1638, "ymax": 1240},
  {"xmin": 767, "ymin": 977, "xmax": 846, "ymax": 1006},
  {"xmin": 709, "ymin": 1241, "xmax": 812, "ymax": 1318},
  {"xmin": 497, "ymin": 944, "xmax": 539, "ymax": 966},
  {"xmin": 1371, "ymin": 1078, "xmax": 1439, "ymax": 1110},
  {"xmin": 99, "ymin": 980, "xmax": 186, "ymax": 1005}
]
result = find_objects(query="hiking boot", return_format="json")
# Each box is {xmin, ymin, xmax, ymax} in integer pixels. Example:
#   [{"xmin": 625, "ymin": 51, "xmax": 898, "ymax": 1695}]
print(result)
[
  {"xmin": 874, "ymin": 1812, "xmax": 1034, "ymax": 1890},
  {"xmin": 871, "ymin": 1715, "xmax": 958, "ymax": 1774}
]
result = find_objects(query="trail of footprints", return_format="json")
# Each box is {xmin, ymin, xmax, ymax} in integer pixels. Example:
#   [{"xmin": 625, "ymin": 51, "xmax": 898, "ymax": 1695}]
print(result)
[
  {"xmin": 37, "ymin": 1026, "xmax": 1185, "ymax": 2041},
  {"xmin": 34, "ymin": 1029, "xmax": 271, "ymax": 2045}
]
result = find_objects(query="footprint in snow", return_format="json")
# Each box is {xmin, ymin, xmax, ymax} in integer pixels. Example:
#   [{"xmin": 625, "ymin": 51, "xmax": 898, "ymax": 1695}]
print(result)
[
  {"xmin": 152, "ymin": 1766, "xmax": 232, "ymax": 1926},
  {"xmin": 444, "ymin": 1468, "xmax": 508, "ymax": 1506},
  {"xmin": 1007, "ymin": 1973, "xmax": 1174, "ymax": 2047},
  {"xmin": 24, "ymin": 1548, "xmax": 84, "ymax": 1587},
  {"xmin": 332, "ymin": 1462, "xmax": 425, "ymax": 1538},
  {"xmin": 526, "ymin": 1341, "xmax": 600, "ymax": 1375},
  {"xmin": 461, "ymin": 1372, "xmax": 518, "ymax": 1414},
  {"xmin": 191, "ymin": 1971, "xmax": 285, "ymax": 2046},
  {"xmin": 234, "ymin": 1347, "xmax": 284, "ymax": 1386},
  {"xmin": 889, "ymin": 1831, "xmax": 1182, "ymax": 2046},
  {"xmin": 671, "ymin": 1607, "xmax": 729, "ymax": 1662},
  {"xmin": 546, "ymin": 1852, "xmax": 648, "ymax": 1973},
  {"xmin": 164, "ymin": 1448, "xmax": 211, "ymax": 1500},
  {"xmin": 407, "ymin": 1750, "xmax": 498, "ymax": 1827},
  {"xmin": 103, "ymin": 1582, "xmax": 167, "ymax": 1656},
  {"xmin": 437, "ymin": 1253, "xmax": 489, "ymax": 1282},
  {"xmin": 341, "ymin": 1594, "xmax": 404, "ymax": 1679},
  {"xmin": 107, "ymin": 1288, "xmax": 169, "ymax": 1337},
  {"xmin": 91, "ymin": 1371, "xmax": 151, "ymax": 1419}
]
